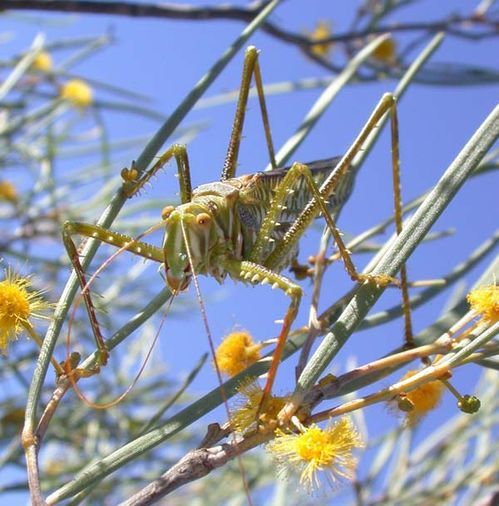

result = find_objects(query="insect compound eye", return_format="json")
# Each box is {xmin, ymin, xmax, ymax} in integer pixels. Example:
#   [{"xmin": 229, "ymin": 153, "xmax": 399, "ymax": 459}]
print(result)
[
  {"xmin": 161, "ymin": 205, "xmax": 175, "ymax": 221},
  {"xmin": 196, "ymin": 213, "xmax": 211, "ymax": 226}
]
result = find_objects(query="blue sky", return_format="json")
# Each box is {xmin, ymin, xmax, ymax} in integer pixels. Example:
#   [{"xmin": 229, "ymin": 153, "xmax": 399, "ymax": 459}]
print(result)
[{"xmin": 1, "ymin": 1, "xmax": 498, "ymax": 503}]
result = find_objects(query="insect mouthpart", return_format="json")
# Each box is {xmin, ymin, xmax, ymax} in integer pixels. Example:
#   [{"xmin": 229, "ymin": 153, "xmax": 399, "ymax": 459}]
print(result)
[{"xmin": 166, "ymin": 267, "xmax": 190, "ymax": 292}]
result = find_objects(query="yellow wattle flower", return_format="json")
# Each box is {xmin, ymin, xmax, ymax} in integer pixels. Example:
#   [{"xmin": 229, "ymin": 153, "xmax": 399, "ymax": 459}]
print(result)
[
  {"xmin": 397, "ymin": 369, "xmax": 445, "ymax": 426},
  {"xmin": 266, "ymin": 417, "xmax": 363, "ymax": 491},
  {"xmin": 214, "ymin": 330, "xmax": 262, "ymax": 377},
  {"xmin": 309, "ymin": 20, "xmax": 334, "ymax": 58},
  {"xmin": 60, "ymin": 79, "xmax": 93, "ymax": 109},
  {"xmin": 0, "ymin": 180, "xmax": 18, "ymax": 203},
  {"xmin": 372, "ymin": 37, "xmax": 397, "ymax": 65},
  {"xmin": 467, "ymin": 284, "xmax": 498, "ymax": 324},
  {"xmin": 32, "ymin": 51, "xmax": 53, "ymax": 72},
  {"xmin": 0, "ymin": 269, "xmax": 49, "ymax": 355},
  {"xmin": 231, "ymin": 379, "xmax": 288, "ymax": 434}
]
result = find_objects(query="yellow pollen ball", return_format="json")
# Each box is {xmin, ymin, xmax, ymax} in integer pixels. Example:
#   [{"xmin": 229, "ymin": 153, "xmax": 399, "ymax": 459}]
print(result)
[
  {"xmin": 0, "ymin": 279, "xmax": 30, "ymax": 353},
  {"xmin": 60, "ymin": 79, "xmax": 93, "ymax": 109},
  {"xmin": 309, "ymin": 20, "xmax": 334, "ymax": 58},
  {"xmin": 399, "ymin": 369, "xmax": 445, "ymax": 425},
  {"xmin": 0, "ymin": 282, "xmax": 30, "ymax": 321},
  {"xmin": 266, "ymin": 418, "xmax": 363, "ymax": 492},
  {"xmin": 372, "ymin": 38, "xmax": 397, "ymax": 64},
  {"xmin": 467, "ymin": 284, "xmax": 499, "ymax": 324},
  {"xmin": 0, "ymin": 180, "xmax": 18, "ymax": 203},
  {"xmin": 295, "ymin": 425, "xmax": 331, "ymax": 463},
  {"xmin": 32, "ymin": 51, "xmax": 53, "ymax": 72},
  {"xmin": 231, "ymin": 380, "xmax": 288, "ymax": 433},
  {"xmin": 0, "ymin": 270, "xmax": 48, "ymax": 355},
  {"xmin": 214, "ymin": 331, "xmax": 262, "ymax": 377}
]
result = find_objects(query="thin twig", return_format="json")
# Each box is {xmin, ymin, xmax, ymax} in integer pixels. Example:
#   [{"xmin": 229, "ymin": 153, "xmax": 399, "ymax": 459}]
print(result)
[{"xmin": 3, "ymin": 1, "xmax": 498, "ymax": 47}]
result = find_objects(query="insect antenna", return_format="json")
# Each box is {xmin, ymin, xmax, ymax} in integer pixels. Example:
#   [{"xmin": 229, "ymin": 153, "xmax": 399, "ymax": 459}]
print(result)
[
  {"xmin": 66, "ymin": 219, "xmax": 173, "ymax": 409},
  {"xmin": 179, "ymin": 219, "xmax": 253, "ymax": 505}
]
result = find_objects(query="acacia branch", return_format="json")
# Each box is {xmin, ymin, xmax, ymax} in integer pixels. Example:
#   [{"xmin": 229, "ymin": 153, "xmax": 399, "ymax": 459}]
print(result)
[
  {"xmin": 3, "ymin": 1, "xmax": 498, "ymax": 48},
  {"xmin": 118, "ymin": 435, "xmax": 267, "ymax": 506}
]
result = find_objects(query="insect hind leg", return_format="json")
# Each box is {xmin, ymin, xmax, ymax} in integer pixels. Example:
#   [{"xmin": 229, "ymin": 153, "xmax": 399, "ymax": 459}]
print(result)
[
  {"xmin": 263, "ymin": 94, "xmax": 413, "ymax": 347},
  {"xmin": 221, "ymin": 258, "xmax": 302, "ymax": 421},
  {"xmin": 221, "ymin": 46, "xmax": 277, "ymax": 181}
]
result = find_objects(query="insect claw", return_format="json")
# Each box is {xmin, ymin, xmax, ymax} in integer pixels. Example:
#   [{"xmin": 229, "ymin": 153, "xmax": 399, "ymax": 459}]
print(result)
[
  {"xmin": 261, "ymin": 278, "xmax": 269, "ymax": 285},
  {"xmin": 251, "ymin": 274, "xmax": 260, "ymax": 283},
  {"xmin": 271, "ymin": 282, "xmax": 279, "ymax": 290}
]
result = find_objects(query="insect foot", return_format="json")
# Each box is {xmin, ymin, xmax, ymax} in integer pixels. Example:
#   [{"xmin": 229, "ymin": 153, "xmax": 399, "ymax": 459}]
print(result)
[
  {"xmin": 120, "ymin": 161, "xmax": 140, "ymax": 198},
  {"xmin": 289, "ymin": 259, "xmax": 314, "ymax": 280}
]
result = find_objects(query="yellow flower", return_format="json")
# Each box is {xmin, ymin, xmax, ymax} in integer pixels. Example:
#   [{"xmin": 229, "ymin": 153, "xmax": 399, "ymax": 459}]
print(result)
[
  {"xmin": 231, "ymin": 379, "xmax": 288, "ymax": 434},
  {"xmin": 214, "ymin": 330, "xmax": 262, "ymax": 377},
  {"xmin": 308, "ymin": 20, "xmax": 334, "ymax": 58},
  {"xmin": 397, "ymin": 369, "xmax": 445, "ymax": 426},
  {"xmin": 0, "ymin": 269, "xmax": 49, "ymax": 355},
  {"xmin": 0, "ymin": 180, "xmax": 18, "ymax": 203},
  {"xmin": 32, "ymin": 51, "xmax": 53, "ymax": 72},
  {"xmin": 372, "ymin": 37, "xmax": 397, "ymax": 65},
  {"xmin": 60, "ymin": 79, "xmax": 93, "ymax": 109},
  {"xmin": 266, "ymin": 417, "xmax": 363, "ymax": 491},
  {"xmin": 467, "ymin": 284, "xmax": 498, "ymax": 324}
]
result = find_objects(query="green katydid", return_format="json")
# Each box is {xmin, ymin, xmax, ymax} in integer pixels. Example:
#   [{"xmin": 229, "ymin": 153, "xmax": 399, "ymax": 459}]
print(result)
[{"xmin": 62, "ymin": 45, "xmax": 411, "ymax": 420}]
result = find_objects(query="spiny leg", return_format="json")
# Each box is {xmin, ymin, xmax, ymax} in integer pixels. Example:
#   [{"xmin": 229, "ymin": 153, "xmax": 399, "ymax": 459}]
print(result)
[
  {"xmin": 245, "ymin": 160, "xmax": 397, "ymax": 414},
  {"xmin": 221, "ymin": 258, "xmax": 302, "ymax": 417},
  {"xmin": 221, "ymin": 46, "xmax": 276, "ymax": 181},
  {"xmin": 62, "ymin": 221, "xmax": 164, "ymax": 365},
  {"xmin": 66, "ymin": 144, "xmax": 191, "ymax": 362},
  {"xmin": 390, "ymin": 104, "xmax": 413, "ymax": 346},
  {"xmin": 121, "ymin": 143, "xmax": 193, "ymax": 204},
  {"xmin": 263, "ymin": 93, "xmax": 412, "ymax": 344},
  {"xmin": 248, "ymin": 161, "xmax": 394, "ymax": 288}
]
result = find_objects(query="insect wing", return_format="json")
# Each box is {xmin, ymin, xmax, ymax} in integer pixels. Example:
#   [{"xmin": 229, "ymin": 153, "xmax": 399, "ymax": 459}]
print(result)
[{"xmin": 237, "ymin": 156, "xmax": 351, "ymax": 228}]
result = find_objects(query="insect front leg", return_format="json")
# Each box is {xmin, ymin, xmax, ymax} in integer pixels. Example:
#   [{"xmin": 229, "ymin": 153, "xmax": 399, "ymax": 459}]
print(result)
[
  {"xmin": 62, "ymin": 221, "xmax": 164, "ymax": 366},
  {"xmin": 121, "ymin": 143, "xmax": 193, "ymax": 204},
  {"xmin": 221, "ymin": 258, "xmax": 302, "ymax": 419}
]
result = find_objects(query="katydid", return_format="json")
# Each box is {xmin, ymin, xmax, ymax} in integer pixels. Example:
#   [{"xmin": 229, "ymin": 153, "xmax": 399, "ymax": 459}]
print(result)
[{"xmin": 62, "ymin": 46, "xmax": 410, "ymax": 419}]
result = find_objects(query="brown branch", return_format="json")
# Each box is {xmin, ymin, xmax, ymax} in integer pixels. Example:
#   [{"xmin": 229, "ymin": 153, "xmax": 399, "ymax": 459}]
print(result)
[
  {"xmin": 2, "ymin": 1, "xmax": 497, "ymax": 48},
  {"xmin": 118, "ymin": 434, "xmax": 268, "ymax": 506},
  {"xmin": 4, "ymin": 0, "xmax": 497, "ymax": 81},
  {"xmin": 0, "ymin": 0, "xmax": 269, "ymax": 21}
]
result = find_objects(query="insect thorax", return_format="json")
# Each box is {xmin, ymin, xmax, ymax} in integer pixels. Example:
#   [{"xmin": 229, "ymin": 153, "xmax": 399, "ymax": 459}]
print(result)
[{"xmin": 193, "ymin": 177, "xmax": 299, "ymax": 272}]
